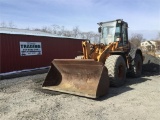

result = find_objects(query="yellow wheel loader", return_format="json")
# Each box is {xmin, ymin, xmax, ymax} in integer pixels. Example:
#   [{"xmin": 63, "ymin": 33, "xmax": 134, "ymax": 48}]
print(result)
[{"xmin": 42, "ymin": 19, "xmax": 143, "ymax": 98}]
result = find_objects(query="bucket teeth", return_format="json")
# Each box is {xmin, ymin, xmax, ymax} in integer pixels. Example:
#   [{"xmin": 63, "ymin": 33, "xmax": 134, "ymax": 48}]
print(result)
[{"xmin": 42, "ymin": 59, "xmax": 109, "ymax": 98}]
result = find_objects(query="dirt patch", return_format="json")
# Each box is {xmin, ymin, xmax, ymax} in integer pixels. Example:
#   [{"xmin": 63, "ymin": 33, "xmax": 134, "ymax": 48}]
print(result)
[{"xmin": 142, "ymin": 53, "xmax": 160, "ymax": 73}]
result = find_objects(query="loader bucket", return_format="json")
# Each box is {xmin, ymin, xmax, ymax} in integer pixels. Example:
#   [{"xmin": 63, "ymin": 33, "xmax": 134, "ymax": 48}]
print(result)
[{"xmin": 42, "ymin": 59, "xmax": 109, "ymax": 98}]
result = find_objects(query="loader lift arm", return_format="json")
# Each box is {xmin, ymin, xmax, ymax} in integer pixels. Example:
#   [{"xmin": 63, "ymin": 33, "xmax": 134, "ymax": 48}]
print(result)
[{"xmin": 82, "ymin": 41, "xmax": 119, "ymax": 63}]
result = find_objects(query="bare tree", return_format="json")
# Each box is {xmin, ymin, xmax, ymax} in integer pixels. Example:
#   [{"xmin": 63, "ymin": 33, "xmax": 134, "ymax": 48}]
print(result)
[
  {"xmin": 8, "ymin": 21, "xmax": 16, "ymax": 28},
  {"xmin": 92, "ymin": 34, "xmax": 100, "ymax": 44},
  {"xmin": 0, "ymin": 22, "xmax": 101, "ymax": 41},
  {"xmin": 57, "ymin": 26, "xmax": 65, "ymax": 36},
  {"xmin": 51, "ymin": 25, "xmax": 60, "ymax": 34},
  {"xmin": 33, "ymin": 28, "xmax": 42, "ymax": 31},
  {"xmin": 85, "ymin": 31, "xmax": 94, "ymax": 40},
  {"xmin": 61, "ymin": 26, "xmax": 65, "ymax": 35},
  {"xmin": 63, "ymin": 30, "xmax": 72, "ymax": 37},
  {"xmin": 25, "ymin": 27, "xmax": 30, "ymax": 30},
  {"xmin": 40, "ymin": 26, "xmax": 52, "ymax": 33},
  {"xmin": 130, "ymin": 33, "xmax": 143, "ymax": 47},
  {"xmin": 0, "ymin": 21, "xmax": 7, "ymax": 27},
  {"xmin": 79, "ymin": 32, "xmax": 86, "ymax": 39},
  {"xmin": 0, "ymin": 21, "xmax": 16, "ymax": 28},
  {"xmin": 72, "ymin": 26, "xmax": 80, "ymax": 38}
]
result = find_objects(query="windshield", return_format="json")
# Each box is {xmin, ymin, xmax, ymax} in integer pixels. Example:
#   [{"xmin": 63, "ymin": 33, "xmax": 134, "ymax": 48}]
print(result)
[{"xmin": 101, "ymin": 21, "xmax": 117, "ymax": 44}]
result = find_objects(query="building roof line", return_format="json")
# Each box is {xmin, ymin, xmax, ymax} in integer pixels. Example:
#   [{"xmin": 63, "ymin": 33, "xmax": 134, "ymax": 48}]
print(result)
[{"xmin": 0, "ymin": 27, "xmax": 81, "ymax": 40}]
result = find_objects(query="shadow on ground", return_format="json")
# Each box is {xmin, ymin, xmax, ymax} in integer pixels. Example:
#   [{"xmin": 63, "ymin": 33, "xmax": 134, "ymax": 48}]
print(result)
[
  {"xmin": 31, "ymin": 69, "xmax": 156, "ymax": 100},
  {"xmin": 97, "ymin": 76, "xmax": 152, "ymax": 101},
  {"xmin": 33, "ymin": 75, "xmax": 152, "ymax": 100},
  {"xmin": 0, "ymin": 68, "xmax": 49, "ymax": 80},
  {"xmin": 99, "ymin": 54, "xmax": 160, "ymax": 100},
  {"xmin": 31, "ymin": 78, "xmax": 62, "ymax": 96}
]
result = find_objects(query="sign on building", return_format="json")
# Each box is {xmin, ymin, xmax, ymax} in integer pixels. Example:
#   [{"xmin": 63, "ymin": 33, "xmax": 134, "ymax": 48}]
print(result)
[{"xmin": 20, "ymin": 42, "xmax": 42, "ymax": 56}]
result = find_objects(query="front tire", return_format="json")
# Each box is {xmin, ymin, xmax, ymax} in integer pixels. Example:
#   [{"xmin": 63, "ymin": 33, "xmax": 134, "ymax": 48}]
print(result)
[{"xmin": 105, "ymin": 55, "xmax": 126, "ymax": 87}]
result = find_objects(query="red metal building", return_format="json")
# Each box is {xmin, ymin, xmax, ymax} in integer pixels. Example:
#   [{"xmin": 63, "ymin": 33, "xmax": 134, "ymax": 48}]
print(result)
[{"xmin": 0, "ymin": 28, "xmax": 85, "ymax": 73}]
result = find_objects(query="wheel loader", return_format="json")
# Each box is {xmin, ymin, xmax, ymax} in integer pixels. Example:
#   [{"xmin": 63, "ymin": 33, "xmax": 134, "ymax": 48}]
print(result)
[{"xmin": 42, "ymin": 19, "xmax": 143, "ymax": 98}]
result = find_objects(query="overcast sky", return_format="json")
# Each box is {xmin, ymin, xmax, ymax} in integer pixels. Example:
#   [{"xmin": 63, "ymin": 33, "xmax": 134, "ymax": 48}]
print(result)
[{"xmin": 0, "ymin": 0, "xmax": 160, "ymax": 39}]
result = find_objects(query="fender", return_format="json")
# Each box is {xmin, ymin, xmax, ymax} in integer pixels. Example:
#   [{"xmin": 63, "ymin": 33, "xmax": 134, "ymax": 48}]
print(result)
[{"xmin": 129, "ymin": 44, "xmax": 143, "ymax": 60}]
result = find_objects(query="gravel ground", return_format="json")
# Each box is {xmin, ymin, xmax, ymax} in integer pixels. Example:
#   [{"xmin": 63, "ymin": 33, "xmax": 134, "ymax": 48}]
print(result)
[
  {"xmin": 143, "ymin": 54, "xmax": 160, "ymax": 72},
  {"xmin": 0, "ymin": 54, "xmax": 160, "ymax": 120},
  {"xmin": 0, "ymin": 73, "xmax": 160, "ymax": 120}
]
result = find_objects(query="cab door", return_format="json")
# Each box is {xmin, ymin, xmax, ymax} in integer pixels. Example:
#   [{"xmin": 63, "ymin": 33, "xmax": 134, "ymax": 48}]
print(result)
[{"xmin": 121, "ymin": 23, "xmax": 130, "ymax": 53}]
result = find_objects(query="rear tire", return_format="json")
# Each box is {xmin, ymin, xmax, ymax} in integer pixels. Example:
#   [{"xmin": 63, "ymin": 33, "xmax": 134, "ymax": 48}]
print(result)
[
  {"xmin": 128, "ymin": 54, "xmax": 142, "ymax": 78},
  {"xmin": 105, "ymin": 55, "xmax": 126, "ymax": 87}
]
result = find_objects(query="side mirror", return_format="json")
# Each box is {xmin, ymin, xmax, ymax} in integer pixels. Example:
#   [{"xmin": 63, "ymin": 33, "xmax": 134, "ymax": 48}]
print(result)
[{"xmin": 98, "ymin": 27, "xmax": 101, "ymax": 33}]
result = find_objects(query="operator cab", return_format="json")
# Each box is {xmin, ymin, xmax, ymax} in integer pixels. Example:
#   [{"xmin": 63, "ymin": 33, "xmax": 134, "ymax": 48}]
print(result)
[{"xmin": 98, "ymin": 19, "xmax": 128, "ymax": 46}]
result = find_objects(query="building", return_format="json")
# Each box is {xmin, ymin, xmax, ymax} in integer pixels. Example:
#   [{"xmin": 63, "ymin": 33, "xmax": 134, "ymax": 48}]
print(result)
[
  {"xmin": 141, "ymin": 40, "xmax": 160, "ymax": 58},
  {"xmin": 0, "ymin": 27, "xmax": 85, "ymax": 73},
  {"xmin": 141, "ymin": 41, "xmax": 157, "ymax": 51}
]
